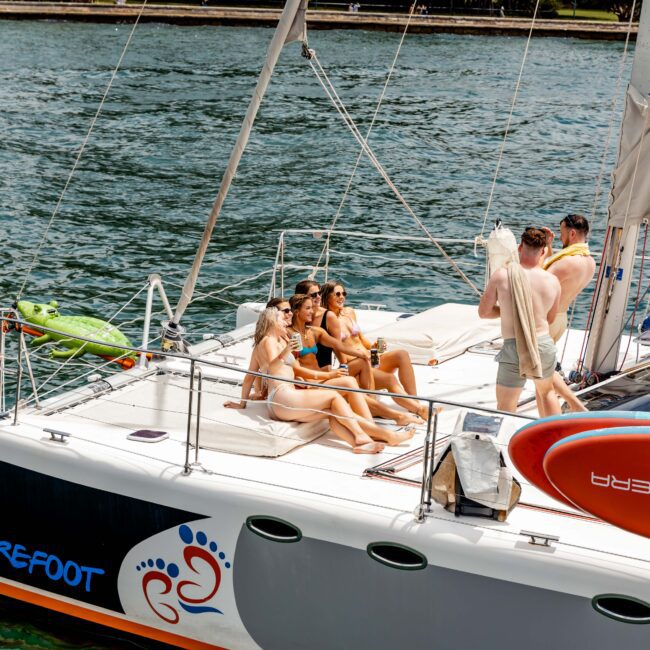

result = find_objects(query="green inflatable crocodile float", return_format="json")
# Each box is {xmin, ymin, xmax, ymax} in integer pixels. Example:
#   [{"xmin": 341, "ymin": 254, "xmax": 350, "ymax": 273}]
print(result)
[{"xmin": 17, "ymin": 300, "xmax": 136, "ymax": 361}]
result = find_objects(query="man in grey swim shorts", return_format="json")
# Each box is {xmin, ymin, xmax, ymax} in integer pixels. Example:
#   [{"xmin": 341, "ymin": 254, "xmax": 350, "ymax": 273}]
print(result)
[
  {"xmin": 479, "ymin": 228, "xmax": 562, "ymax": 417},
  {"xmin": 496, "ymin": 336, "xmax": 558, "ymax": 389}
]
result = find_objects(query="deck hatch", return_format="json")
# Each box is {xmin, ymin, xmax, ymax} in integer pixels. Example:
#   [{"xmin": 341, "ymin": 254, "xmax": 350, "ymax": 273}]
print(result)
[
  {"xmin": 592, "ymin": 594, "xmax": 650, "ymax": 624},
  {"xmin": 245, "ymin": 515, "xmax": 302, "ymax": 543},
  {"xmin": 367, "ymin": 542, "xmax": 427, "ymax": 571}
]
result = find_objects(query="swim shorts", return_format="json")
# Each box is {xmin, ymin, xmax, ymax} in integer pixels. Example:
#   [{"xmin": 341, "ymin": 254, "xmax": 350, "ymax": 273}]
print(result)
[
  {"xmin": 549, "ymin": 312, "xmax": 568, "ymax": 343},
  {"xmin": 495, "ymin": 336, "xmax": 557, "ymax": 389}
]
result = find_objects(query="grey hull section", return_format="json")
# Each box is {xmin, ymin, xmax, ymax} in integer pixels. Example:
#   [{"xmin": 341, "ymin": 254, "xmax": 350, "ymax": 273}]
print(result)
[{"xmin": 233, "ymin": 525, "xmax": 649, "ymax": 650}]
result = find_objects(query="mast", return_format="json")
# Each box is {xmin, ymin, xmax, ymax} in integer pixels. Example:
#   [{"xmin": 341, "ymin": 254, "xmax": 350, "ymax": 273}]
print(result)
[
  {"xmin": 585, "ymin": 3, "xmax": 650, "ymax": 374},
  {"xmin": 164, "ymin": 0, "xmax": 307, "ymax": 349}
]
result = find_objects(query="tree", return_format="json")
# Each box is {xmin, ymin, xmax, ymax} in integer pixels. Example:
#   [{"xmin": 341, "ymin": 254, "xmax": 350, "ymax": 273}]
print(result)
[{"xmin": 609, "ymin": 0, "xmax": 642, "ymax": 21}]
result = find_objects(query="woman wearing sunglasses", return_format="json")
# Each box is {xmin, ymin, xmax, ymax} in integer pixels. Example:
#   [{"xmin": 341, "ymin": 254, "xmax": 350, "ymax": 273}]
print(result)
[
  {"xmin": 225, "ymin": 307, "xmax": 410, "ymax": 452},
  {"xmin": 290, "ymin": 293, "xmax": 422, "ymax": 427},
  {"xmin": 317, "ymin": 280, "xmax": 429, "ymax": 421}
]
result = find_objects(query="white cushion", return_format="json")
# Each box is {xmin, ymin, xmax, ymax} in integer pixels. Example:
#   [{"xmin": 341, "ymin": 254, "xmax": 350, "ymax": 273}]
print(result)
[
  {"xmin": 191, "ymin": 399, "xmax": 328, "ymax": 457},
  {"xmin": 365, "ymin": 303, "xmax": 501, "ymax": 365}
]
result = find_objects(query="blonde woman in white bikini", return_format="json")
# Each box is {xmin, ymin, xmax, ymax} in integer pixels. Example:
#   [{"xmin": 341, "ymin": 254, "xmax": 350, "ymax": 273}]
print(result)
[
  {"xmin": 318, "ymin": 281, "xmax": 429, "ymax": 422},
  {"xmin": 225, "ymin": 307, "xmax": 402, "ymax": 454}
]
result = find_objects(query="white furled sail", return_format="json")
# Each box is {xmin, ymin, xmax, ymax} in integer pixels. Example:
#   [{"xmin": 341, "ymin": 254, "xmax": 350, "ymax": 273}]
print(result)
[
  {"xmin": 167, "ymin": 0, "xmax": 307, "ymax": 345},
  {"xmin": 586, "ymin": 3, "xmax": 650, "ymax": 374},
  {"xmin": 608, "ymin": 85, "xmax": 650, "ymax": 228}
]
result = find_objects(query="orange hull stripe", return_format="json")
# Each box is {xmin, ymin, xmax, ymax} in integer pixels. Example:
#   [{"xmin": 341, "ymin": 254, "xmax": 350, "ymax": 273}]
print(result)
[{"xmin": 0, "ymin": 581, "xmax": 228, "ymax": 650}]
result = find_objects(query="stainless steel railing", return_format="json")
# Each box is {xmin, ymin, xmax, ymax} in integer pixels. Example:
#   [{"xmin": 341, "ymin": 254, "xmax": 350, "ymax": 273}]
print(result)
[{"xmin": 0, "ymin": 312, "xmax": 533, "ymax": 521}]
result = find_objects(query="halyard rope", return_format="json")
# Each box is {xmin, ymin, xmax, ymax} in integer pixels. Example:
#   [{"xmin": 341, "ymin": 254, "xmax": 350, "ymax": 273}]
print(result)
[
  {"xmin": 312, "ymin": 2, "xmax": 417, "ymax": 277},
  {"xmin": 479, "ymin": 0, "xmax": 541, "ymax": 238},
  {"xmin": 307, "ymin": 51, "xmax": 481, "ymax": 296}
]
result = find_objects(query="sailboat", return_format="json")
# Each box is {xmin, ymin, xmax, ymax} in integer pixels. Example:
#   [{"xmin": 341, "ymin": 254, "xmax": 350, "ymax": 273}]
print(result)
[{"xmin": 1, "ymin": 1, "xmax": 650, "ymax": 649}]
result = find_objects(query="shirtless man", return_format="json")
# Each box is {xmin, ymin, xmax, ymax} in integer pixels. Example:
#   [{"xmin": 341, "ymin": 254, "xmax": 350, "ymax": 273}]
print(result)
[
  {"xmin": 542, "ymin": 214, "xmax": 596, "ymax": 411},
  {"xmin": 479, "ymin": 228, "xmax": 562, "ymax": 416}
]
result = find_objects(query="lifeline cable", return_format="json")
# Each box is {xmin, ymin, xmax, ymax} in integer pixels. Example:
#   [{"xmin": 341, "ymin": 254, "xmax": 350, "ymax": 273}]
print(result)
[{"xmin": 307, "ymin": 51, "xmax": 481, "ymax": 296}]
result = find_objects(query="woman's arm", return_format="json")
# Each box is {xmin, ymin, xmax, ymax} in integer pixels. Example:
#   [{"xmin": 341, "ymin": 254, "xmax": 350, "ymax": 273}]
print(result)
[
  {"xmin": 325, "ymin": 312, "xmax": 345, "ymax": 363},
  {"xmin": 225, "ymin": 350, "xmax": 261, "ymax": 409},
  {"xmin": 293, "ymin": 360, "xmax": 345, "ymax": 382}
]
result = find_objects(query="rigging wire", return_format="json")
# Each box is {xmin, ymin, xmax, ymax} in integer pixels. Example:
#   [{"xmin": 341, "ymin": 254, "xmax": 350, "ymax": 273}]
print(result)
[
  {"xmin": 17, "ymin": 2, "xmax": 149, "ymax": 300},
  {"xmin": 618, "ymin": 220, "xmax": 649, "ymax": 371},
  {"xmin": 306, "ymin": 51, "xmax": 481, "ymax": 296},
  {"xmin": 311, "ymin": 1, "xmax": 417, "ymax": 277},
  {"xmin": 479, "ymin": 0, "xmax": 541, "ymax": 239}
]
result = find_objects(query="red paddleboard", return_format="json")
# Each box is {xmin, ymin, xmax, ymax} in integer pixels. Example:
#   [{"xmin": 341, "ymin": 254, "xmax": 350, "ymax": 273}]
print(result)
[
  {"xmin": 508, "ymin": 412, "xmax": 650, "ymax": 507},
  {"xmin": 543, "ymin": 427, "xmax": 650, "ymax": 538}
]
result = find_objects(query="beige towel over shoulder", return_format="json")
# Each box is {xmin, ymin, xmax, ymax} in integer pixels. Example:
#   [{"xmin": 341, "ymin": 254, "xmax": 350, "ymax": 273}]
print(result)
[{"xmin": 507, "ymin": 262, "xmax": 542, "ymax": 379}]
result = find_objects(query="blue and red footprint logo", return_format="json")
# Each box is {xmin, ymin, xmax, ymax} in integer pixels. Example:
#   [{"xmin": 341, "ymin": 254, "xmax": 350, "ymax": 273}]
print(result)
[{"xmin": 136, "ymin": 524, "xmax": 231, "ymax": 624}]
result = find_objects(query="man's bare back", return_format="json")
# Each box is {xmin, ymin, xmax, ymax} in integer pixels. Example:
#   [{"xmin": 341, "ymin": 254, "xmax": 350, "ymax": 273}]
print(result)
[
  {"xmin": 482, "ymin": 266, "xmax": 561, "ymax": 339},
  {"xmin": 547, "ymin": 255, "xmax": 596, "ymax": 312}
]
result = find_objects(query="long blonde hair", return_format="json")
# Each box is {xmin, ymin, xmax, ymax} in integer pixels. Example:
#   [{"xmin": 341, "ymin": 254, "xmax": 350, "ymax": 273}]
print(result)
[{"xmin": 254, "ymin": 307, "xmax": 281, "ymax": 347}]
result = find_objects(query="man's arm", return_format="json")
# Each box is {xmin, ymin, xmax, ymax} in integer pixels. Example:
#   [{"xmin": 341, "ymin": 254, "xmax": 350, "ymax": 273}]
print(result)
[{"xmin": 478, "ymin": 272, "xmax": 501, "ymax": 319}]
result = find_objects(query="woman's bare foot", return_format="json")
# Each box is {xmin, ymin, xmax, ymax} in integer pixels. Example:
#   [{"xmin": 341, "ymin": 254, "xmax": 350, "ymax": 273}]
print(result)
[
  {"xmin": 353, "ymin": 441, "xmax": 385, "ymax": 454},
  {"xmin": 395, "ymin": 412, "xmax": 423, "ymax": 426},
  {"xmin": 385, "ymin": 427, "xmax": 416, "ymax": 446},
  {"xmin": 416, "ymin": 404, "xmax": 442, "ymax": 421}
]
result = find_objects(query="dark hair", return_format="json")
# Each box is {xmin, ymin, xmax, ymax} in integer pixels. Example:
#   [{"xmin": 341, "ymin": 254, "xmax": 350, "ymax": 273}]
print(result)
[
  {"xmin": 266, "ymin": 297, "xmax": 287, "ymax": 309},
  {"xmin": 521, "ymin": 228, "xmax": 547, "ymax": 250},
  {"xmin": 320, "ymin": 280, "xmax": 343, "ymax": 310},
  {"xmin": 289, "ymin": 294, "xmax": 311, "ymax": 325},
  {"xmin": 561, "ymin": 214, "xmax": 589, "ymax": 235},
  {"xmin": 295, "ymin": 279, "xmax": 319, "ymax": 295}
]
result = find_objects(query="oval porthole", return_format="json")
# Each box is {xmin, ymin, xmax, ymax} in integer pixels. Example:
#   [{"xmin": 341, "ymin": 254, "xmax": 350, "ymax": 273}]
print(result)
[
  {"xmin": 246, "ymin": 516, "xmax": 302, "ymax": 543},
  {"xmin": 592, "ymin": 594, "xmax": 650, "ymax": 624},
  {"xmin": 367, "ymin": 542, "xmax": 427, "ymax": 571}
]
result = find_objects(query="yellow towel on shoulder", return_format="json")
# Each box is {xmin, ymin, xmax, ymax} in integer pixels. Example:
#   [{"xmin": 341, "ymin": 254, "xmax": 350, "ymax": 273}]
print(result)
[
  {"xmin": 507, "ymin": 262, "xmax": 542, "ymax": 380},
  {"xmin": 543, "ymin": 242, "xmax": 590, "ymax": 270}
]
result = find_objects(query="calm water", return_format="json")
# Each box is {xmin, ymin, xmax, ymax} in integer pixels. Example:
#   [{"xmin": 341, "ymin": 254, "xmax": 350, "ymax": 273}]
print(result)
[{"xmin": 0, "ymin": 18, "xmax": 634, "ymax": 647}]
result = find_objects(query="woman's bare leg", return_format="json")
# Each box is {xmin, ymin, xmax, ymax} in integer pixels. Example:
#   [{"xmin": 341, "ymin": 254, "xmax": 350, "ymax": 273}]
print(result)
[
  {"xmin": 366, "ymin": 396, "xmax": 423, "ymax": 425},
  {"xmin": 346, "ymin": 357, "xmax": 374, "ymax": 390},
  {"xmin": 272, "ymin": 388, "xmax": 383, "ymax": 452},
  {"xmin": 378, "ymin": 349, "xmax": 417, "ymax": 395},
  {"xmin": 323, "ymin": 377, "xmax": 413, "ymax": 445},
  {"xmin": 372, "ymin": 369, "xmax": 429, "ymax": 420}
]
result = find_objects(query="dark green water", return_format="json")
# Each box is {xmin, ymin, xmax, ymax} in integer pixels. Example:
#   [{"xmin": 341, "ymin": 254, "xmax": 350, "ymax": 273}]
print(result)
[{"xmin": 0, "ymin": 17, "xmax": 635, "ymax": 647}]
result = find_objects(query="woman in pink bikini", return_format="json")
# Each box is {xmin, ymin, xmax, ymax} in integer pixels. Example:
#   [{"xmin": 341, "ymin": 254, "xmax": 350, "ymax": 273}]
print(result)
[
  {"xmin": 289, "ymin": 293, "xmax": 422, "ymax": 427},
  {"xmin": 316, "ymin": 280, "xmax": 429, "ymax": 421}
]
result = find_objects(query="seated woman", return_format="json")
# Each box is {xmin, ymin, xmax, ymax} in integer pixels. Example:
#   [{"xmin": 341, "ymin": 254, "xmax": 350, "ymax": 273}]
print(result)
[
  {"xmin": 289, "ymin": 293, "xmax": 422, "ymax": 427},
  {"xmin": 224, "ymin": 307, "xmax": 409, "ymax": 452},
  {"xmin": 317, "ymin": 280, "xmax": 430, "ymax": 421}
]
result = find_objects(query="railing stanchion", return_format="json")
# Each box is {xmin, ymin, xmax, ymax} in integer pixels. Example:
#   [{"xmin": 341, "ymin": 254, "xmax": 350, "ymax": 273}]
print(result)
[
  {"xmin": 416, "ymin": 400, "xmax": 435, "ymax": 522},
  {"xmin": 184, "ymin": 359, "xmax": 195, "ymax": 475},
  {"xmin": 427, "ymin": 407, "xmax": 439, "ymax": 512},
  {"xmin": 21, "ymin": 334, "xmax": 40, "ymax": 409},
  {"xmin": 194, "ymin": 366, "xmax": 202, "ymax": 466},
  {"xmin": 13, "ymin": 329, "xmax": 24, "ymax": 426},
  {"xmin": 0, "ymin": 313, "xmax": 6, "ymax": 413}
]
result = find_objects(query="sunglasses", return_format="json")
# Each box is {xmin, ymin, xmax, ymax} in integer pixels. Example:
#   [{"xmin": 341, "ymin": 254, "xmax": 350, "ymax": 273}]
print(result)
[
  {"xmin": 280, "ymin": 308, "xmax": 292, "ymax": 314},
  {"xmin": 335, "ymin": 291, "xmax": 347, "ymax": 298},
  {"xmin": 308, "ymin": 291, "xmax": 321, "ymax": 299}
]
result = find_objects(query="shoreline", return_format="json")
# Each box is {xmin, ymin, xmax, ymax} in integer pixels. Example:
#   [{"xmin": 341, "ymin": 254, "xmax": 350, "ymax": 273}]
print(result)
[{"xmin": 0, "ymin": 2, "xmax": 638, "ymax": 39}]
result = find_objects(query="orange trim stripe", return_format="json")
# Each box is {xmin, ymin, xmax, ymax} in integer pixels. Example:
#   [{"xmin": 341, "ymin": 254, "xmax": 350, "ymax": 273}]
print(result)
[{"xmin": 0, "ymin": 581, "xmax": 228, "ymax": 650}]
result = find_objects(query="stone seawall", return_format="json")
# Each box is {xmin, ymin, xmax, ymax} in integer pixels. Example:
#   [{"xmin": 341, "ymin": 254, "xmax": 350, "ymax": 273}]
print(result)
[{"xmin": 0, "ymin": 2, "xmax": 637, "ymax": 40}]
